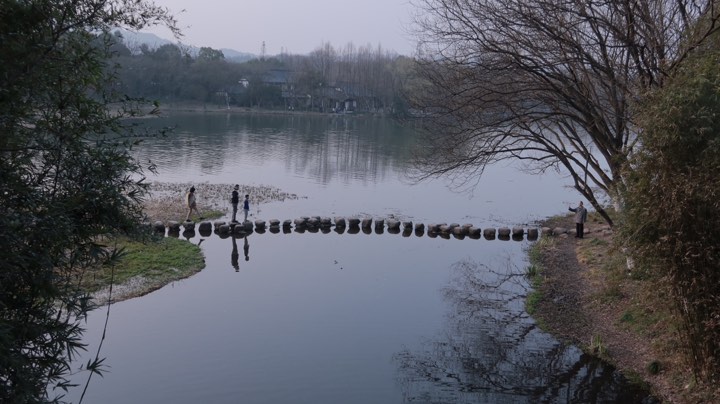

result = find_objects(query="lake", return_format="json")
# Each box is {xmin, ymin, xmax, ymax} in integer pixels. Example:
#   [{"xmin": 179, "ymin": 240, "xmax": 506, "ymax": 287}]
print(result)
[{"xmin": 65, "ymin": 113, "xmax": 648, "ymax": 403}]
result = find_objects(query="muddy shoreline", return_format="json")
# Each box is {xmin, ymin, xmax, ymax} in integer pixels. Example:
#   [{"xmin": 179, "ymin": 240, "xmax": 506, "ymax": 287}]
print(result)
[{"xmin": 532, "ymin": 214, "xmax": 704, "ymax": 403}]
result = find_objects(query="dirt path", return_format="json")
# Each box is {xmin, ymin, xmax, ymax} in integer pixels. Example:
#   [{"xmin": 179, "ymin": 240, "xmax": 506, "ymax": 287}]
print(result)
[{"xmin": 533, "ymin": 215, "xmax": 680, "ymax": 402}]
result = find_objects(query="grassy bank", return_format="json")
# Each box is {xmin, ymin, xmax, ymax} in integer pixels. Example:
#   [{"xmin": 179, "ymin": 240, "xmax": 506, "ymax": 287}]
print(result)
[
  {"xmin": 525, "ymin": 236, "xmax": 555, "ymax": 320},
  {"xmin": 527, "ymin": 212, "xmax": 719, "ymax": 402},
  {"xmin": 87, "ymin": 236, "xmax": 205, "ymax": 305}
]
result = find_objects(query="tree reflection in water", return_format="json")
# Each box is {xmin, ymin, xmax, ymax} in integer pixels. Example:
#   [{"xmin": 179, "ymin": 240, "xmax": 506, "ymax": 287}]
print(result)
[{"xmin": 394, "ymin": 259, "xmax": 653, "ymax": 403}]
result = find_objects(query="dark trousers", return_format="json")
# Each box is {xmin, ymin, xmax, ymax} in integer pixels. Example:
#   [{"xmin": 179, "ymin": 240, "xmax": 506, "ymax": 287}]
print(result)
[
  {"xmin": 232, "ymin": 203, "xmax": 238, "ymax": 222},
  {"xmin": 576, "ymin": 223, "xmax": 584, "ymax": 238}
]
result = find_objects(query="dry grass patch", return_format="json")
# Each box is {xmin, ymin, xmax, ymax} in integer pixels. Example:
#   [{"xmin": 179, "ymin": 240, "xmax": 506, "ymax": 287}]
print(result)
[
  {"xmin": 142, "ymin": 181, "xmax": 302, "ymax": 223},
  {"xmin": 573, "ymin": 213, "xmax": 720, "ymax": 403},
  {"xmin": 533, "ymin": 209, "xmax": 720, "ymax": 402}
]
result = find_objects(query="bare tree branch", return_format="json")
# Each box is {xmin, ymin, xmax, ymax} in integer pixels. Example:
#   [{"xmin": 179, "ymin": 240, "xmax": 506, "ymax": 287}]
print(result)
[{"xmin": 408, "ymin": 0, "xmax": 720, "ymax": 225}]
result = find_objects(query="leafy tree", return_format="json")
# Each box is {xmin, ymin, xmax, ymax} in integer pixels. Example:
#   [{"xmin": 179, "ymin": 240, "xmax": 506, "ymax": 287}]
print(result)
[
  {"xmin": 185, "ymin": 58, "xmax": 242, "ymax": 103},
  {"xmin": 408, "ymin": 0, "xmax": 720, "ymax": 225},
  {"xmin": 621, "ymin": 48, "xmax": 720, "ymax": 382},
  {"xmin": 197, "ymin": 46, "xmax": 224, "ymax": 62},
  {"xmin": 149, "ymin": 43, "xmax": 184, "ymax": 61},
  {"xmin": 243, "ymin": 79, "xmax": 283, "ymax": 109},
  {"xmin": 0, "ymin": 1, "xmax": 176, "ymax": 402},
  {"xmin": 294, "ymin": 69, "xmax": 325, "ymax": 108}
]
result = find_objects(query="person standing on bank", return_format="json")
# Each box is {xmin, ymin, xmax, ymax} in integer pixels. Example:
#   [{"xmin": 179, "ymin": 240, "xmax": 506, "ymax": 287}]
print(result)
[
  {"xmin": 185, "ymin": 186, "xmax": 200, "ymax": 221},
  {"xmin": 231, "ymin": 184, "xmax": 240, "ymax": 222},
  {"xmin": 568, "ymin": 201, "xmax": 588, "ymax": 238},
  {"xmin": 242, "ymin": 194, "xmax": 250, "ymax": 222}
]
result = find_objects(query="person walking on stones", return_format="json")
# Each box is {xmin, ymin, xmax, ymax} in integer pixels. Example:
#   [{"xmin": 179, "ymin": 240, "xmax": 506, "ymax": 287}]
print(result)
[
  {"xmin": 231, "ymin": 184, "xmax": 240, "ymax": 222},
  {"xmin": 569, "ymin": 201, "xmax": 588, "ymax": 238},
  {"xmin": 242, "ymin": 194, "xmax": 250, "ymax": 222},
  {"xmin": 185, "ymin": 186, "xmax": 200, "ymax": 221}
]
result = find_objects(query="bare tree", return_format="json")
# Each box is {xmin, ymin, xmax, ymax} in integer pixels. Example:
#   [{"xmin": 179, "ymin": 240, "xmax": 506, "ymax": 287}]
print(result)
[
  {"xmin": 409, "ymin": 0, "xmax": 720, "ymax": 225},
  {"xmin": 308, "ymin": 42, "xmax": 337, "ymax": 86}
]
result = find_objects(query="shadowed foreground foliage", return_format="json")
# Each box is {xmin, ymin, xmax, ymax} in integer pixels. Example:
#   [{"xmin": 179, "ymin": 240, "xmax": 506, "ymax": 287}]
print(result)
[
  {"xmin": 0, "ymin": 1, "xmax": 177, "ymax": 402},
  {"xmin": 622, "ymin": 48, "xmax": 720, "ymax": 382}
]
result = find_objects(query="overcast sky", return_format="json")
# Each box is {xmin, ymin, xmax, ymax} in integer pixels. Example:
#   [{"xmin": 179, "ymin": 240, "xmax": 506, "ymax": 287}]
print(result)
[{"xmin": 144, "ymin": 0, "xmax": 418, "ymax": 56}]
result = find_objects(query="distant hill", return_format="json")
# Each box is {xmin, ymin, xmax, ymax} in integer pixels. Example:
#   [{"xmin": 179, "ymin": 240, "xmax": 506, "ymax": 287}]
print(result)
[
  {"xmin": 218, "ymin": 48, "xmax": 256, "ymax": 63},
  {"xmin": 114, "ymin": 29, "xmax": 171, "ymax": 49},
  {"xmin": 112, "ymin": 28, "xmax": 256, "ymax": 63}
]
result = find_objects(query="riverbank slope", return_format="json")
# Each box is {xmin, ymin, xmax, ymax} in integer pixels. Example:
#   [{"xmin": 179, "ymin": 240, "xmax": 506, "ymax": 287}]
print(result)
[{"xmin": 531, "ymin": 214, "xmax": 719, "ymax": 403}]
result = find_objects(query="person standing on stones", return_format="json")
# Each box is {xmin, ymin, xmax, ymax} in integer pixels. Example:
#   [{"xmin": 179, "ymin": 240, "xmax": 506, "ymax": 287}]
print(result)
[
  {"xmin": 568, "ymin": 201, "xmax": 588, "ymax": 238},
  {"xmin": 231, "ymin": 184, "xmax": 240, "ymax": 222},
  {"xmin": 185, "ymin": 186, "xmax": 200, "ymax": 221},
  {"xmin": 242, "ymin": 194, "xmax": 250, "ymax": 222}
]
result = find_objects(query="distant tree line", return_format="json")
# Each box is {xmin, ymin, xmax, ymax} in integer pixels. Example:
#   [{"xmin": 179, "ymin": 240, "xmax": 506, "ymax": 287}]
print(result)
[{"xmin": 109, "ymin": 32, "xmax": 415, "ymax": 115}]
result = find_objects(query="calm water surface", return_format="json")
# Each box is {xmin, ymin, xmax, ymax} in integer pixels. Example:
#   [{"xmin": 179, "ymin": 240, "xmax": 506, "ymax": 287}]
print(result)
[{"xmin": 66, "ymin": 113, "xmax": 649, "ymax": 403}]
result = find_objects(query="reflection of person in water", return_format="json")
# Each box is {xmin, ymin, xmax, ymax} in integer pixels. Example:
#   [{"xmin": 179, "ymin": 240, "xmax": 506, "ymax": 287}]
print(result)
[
  {"xmin": 244, "ymin": 236, "xmax": 250, "ymax": 261},
  {"xmin": 231, "ymin": 236, "xmax": 239, "ymax": 272},
  {"xmin": 242, "ymin": 194, "xmax": 250, "ymax": 222}
]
